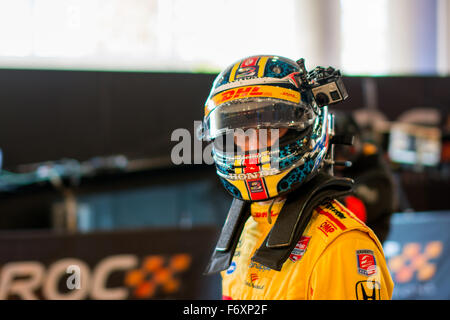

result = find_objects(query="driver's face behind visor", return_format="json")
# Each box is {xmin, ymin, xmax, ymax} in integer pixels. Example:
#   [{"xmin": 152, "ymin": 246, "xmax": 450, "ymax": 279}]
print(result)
[{"xmin": 233, "ymin": 128, "xmax": 288, "ymax": 153}]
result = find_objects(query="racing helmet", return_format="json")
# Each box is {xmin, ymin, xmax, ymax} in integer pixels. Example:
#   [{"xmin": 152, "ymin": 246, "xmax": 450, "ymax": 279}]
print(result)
[{"xmin": 201, "ymin": 55, "xmax": 334, "ymax": 201}]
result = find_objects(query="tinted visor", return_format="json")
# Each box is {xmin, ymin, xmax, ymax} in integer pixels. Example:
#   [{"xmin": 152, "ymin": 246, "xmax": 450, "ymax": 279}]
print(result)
[{"xmin": 204, "ymin": 98, "xmax": 315, "ymax": 141}]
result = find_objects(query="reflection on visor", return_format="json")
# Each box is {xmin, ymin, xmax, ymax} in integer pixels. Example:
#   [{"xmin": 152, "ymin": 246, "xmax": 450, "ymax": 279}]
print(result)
[
  {"xmin": 212, "ymin": 128, "xmax": 288, "ymax": 154},
  {"xmin": 204, "ymin": 98, "xmax": 315, "ymax": 140}
]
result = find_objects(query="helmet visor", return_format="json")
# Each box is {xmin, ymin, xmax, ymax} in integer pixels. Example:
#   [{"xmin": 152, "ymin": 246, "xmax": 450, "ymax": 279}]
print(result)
[{"xmin": 204, "ymin": 98, "xmax": 315, "ymax": 141}]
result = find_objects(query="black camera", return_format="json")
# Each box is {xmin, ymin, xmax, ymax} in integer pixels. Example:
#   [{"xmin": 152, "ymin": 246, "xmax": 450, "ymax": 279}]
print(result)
[
  {"xmin": 309, "ymin": 66, "xmax": 348, "ymax": 107},
  {"xmin": 296, "ymin": 59, "xmax": 348, "ymax": 107}
]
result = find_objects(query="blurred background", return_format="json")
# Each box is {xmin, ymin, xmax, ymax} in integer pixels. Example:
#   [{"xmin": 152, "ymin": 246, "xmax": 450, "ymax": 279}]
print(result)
[{"xmin": 0, "ymin": 0, "xmax": 449, "ymax": 300}]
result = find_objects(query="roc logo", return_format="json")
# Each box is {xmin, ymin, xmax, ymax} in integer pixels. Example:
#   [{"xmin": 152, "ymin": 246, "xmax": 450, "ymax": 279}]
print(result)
[
  {"xmin": 125, "ymin": 254, "xmax": 191, "ymax": 299},
  {"xmin": 387, "ymin": 241, "xmax": 443, "ymax": 283},
  {"xmin": 0, "ymin": 253, "xmax": 191, "ymax": 300}
]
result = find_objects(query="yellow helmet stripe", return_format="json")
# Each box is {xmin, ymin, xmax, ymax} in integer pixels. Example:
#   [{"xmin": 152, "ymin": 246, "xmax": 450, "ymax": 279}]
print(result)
[
  {"xmin": 229, "ymin": 61, "xmax": 241, "ymax": 82},
  {"xmin": 234, "ymin": 158, "xmax": 243, "ymax": 174},
  {"xmin": 257, "ymin": 56, "xmax": 269, "ymax": 77}
]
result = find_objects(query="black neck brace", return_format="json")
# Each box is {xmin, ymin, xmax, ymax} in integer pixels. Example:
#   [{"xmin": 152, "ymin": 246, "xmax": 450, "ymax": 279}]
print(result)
[{"xmin": 204, "ymin": 172, "xmax": 353, "ymax": 274}]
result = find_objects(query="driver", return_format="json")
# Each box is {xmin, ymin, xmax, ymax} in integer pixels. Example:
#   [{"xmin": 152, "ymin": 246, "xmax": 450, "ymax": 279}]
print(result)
[{"xmin": 201, "ymin": 55, "xmax": 394, "ymax": 300}]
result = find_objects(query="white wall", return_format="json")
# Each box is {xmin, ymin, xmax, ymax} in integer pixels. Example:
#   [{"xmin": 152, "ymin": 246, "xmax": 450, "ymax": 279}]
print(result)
[
  {"xmin": 437, "ymin": 0, "xmax": 450, "ymax": 75},
  {"xmin": 0, "ymin": 0, "xmax": 447, "ymax": 75}
]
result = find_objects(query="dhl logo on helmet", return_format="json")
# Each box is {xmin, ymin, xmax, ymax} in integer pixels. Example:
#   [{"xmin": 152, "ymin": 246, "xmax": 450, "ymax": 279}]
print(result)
[{"xmin": 204, "ymin": 85, "xmax": 301, "ymax": 117}]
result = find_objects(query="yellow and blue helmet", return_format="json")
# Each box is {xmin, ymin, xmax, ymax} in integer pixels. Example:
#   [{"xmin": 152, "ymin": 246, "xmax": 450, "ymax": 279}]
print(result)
[{"xmin": 202, "ymin": 55, "xmax": 333, "ymax": 201}]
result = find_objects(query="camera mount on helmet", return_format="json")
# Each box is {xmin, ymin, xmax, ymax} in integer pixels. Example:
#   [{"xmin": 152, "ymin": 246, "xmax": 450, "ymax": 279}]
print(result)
[
  {"xmin": 295, "ymin": 58, "xmax": 348, "ymax": 108},
  {"xmin": 293, "ymin": 59, "xmax": 352, "ymax": 174}
]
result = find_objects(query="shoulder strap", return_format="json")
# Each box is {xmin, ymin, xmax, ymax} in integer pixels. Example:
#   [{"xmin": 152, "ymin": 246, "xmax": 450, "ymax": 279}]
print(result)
[
  {"xmin": 204, "ymin": 172, "xmax": 354, "ymax": 274},
  {"xmin": 203, "ymin": 198, "xmax": 250, "ymax": 275},
  {"xmin": 251, "ymin": 172, "xmax": 353, "ymax": 270}
]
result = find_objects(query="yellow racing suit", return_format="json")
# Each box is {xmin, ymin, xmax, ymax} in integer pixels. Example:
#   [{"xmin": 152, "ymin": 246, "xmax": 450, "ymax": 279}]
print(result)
[{"xmin": 221, "ymin": 198, "xmax": 394, "ymax": 300}]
